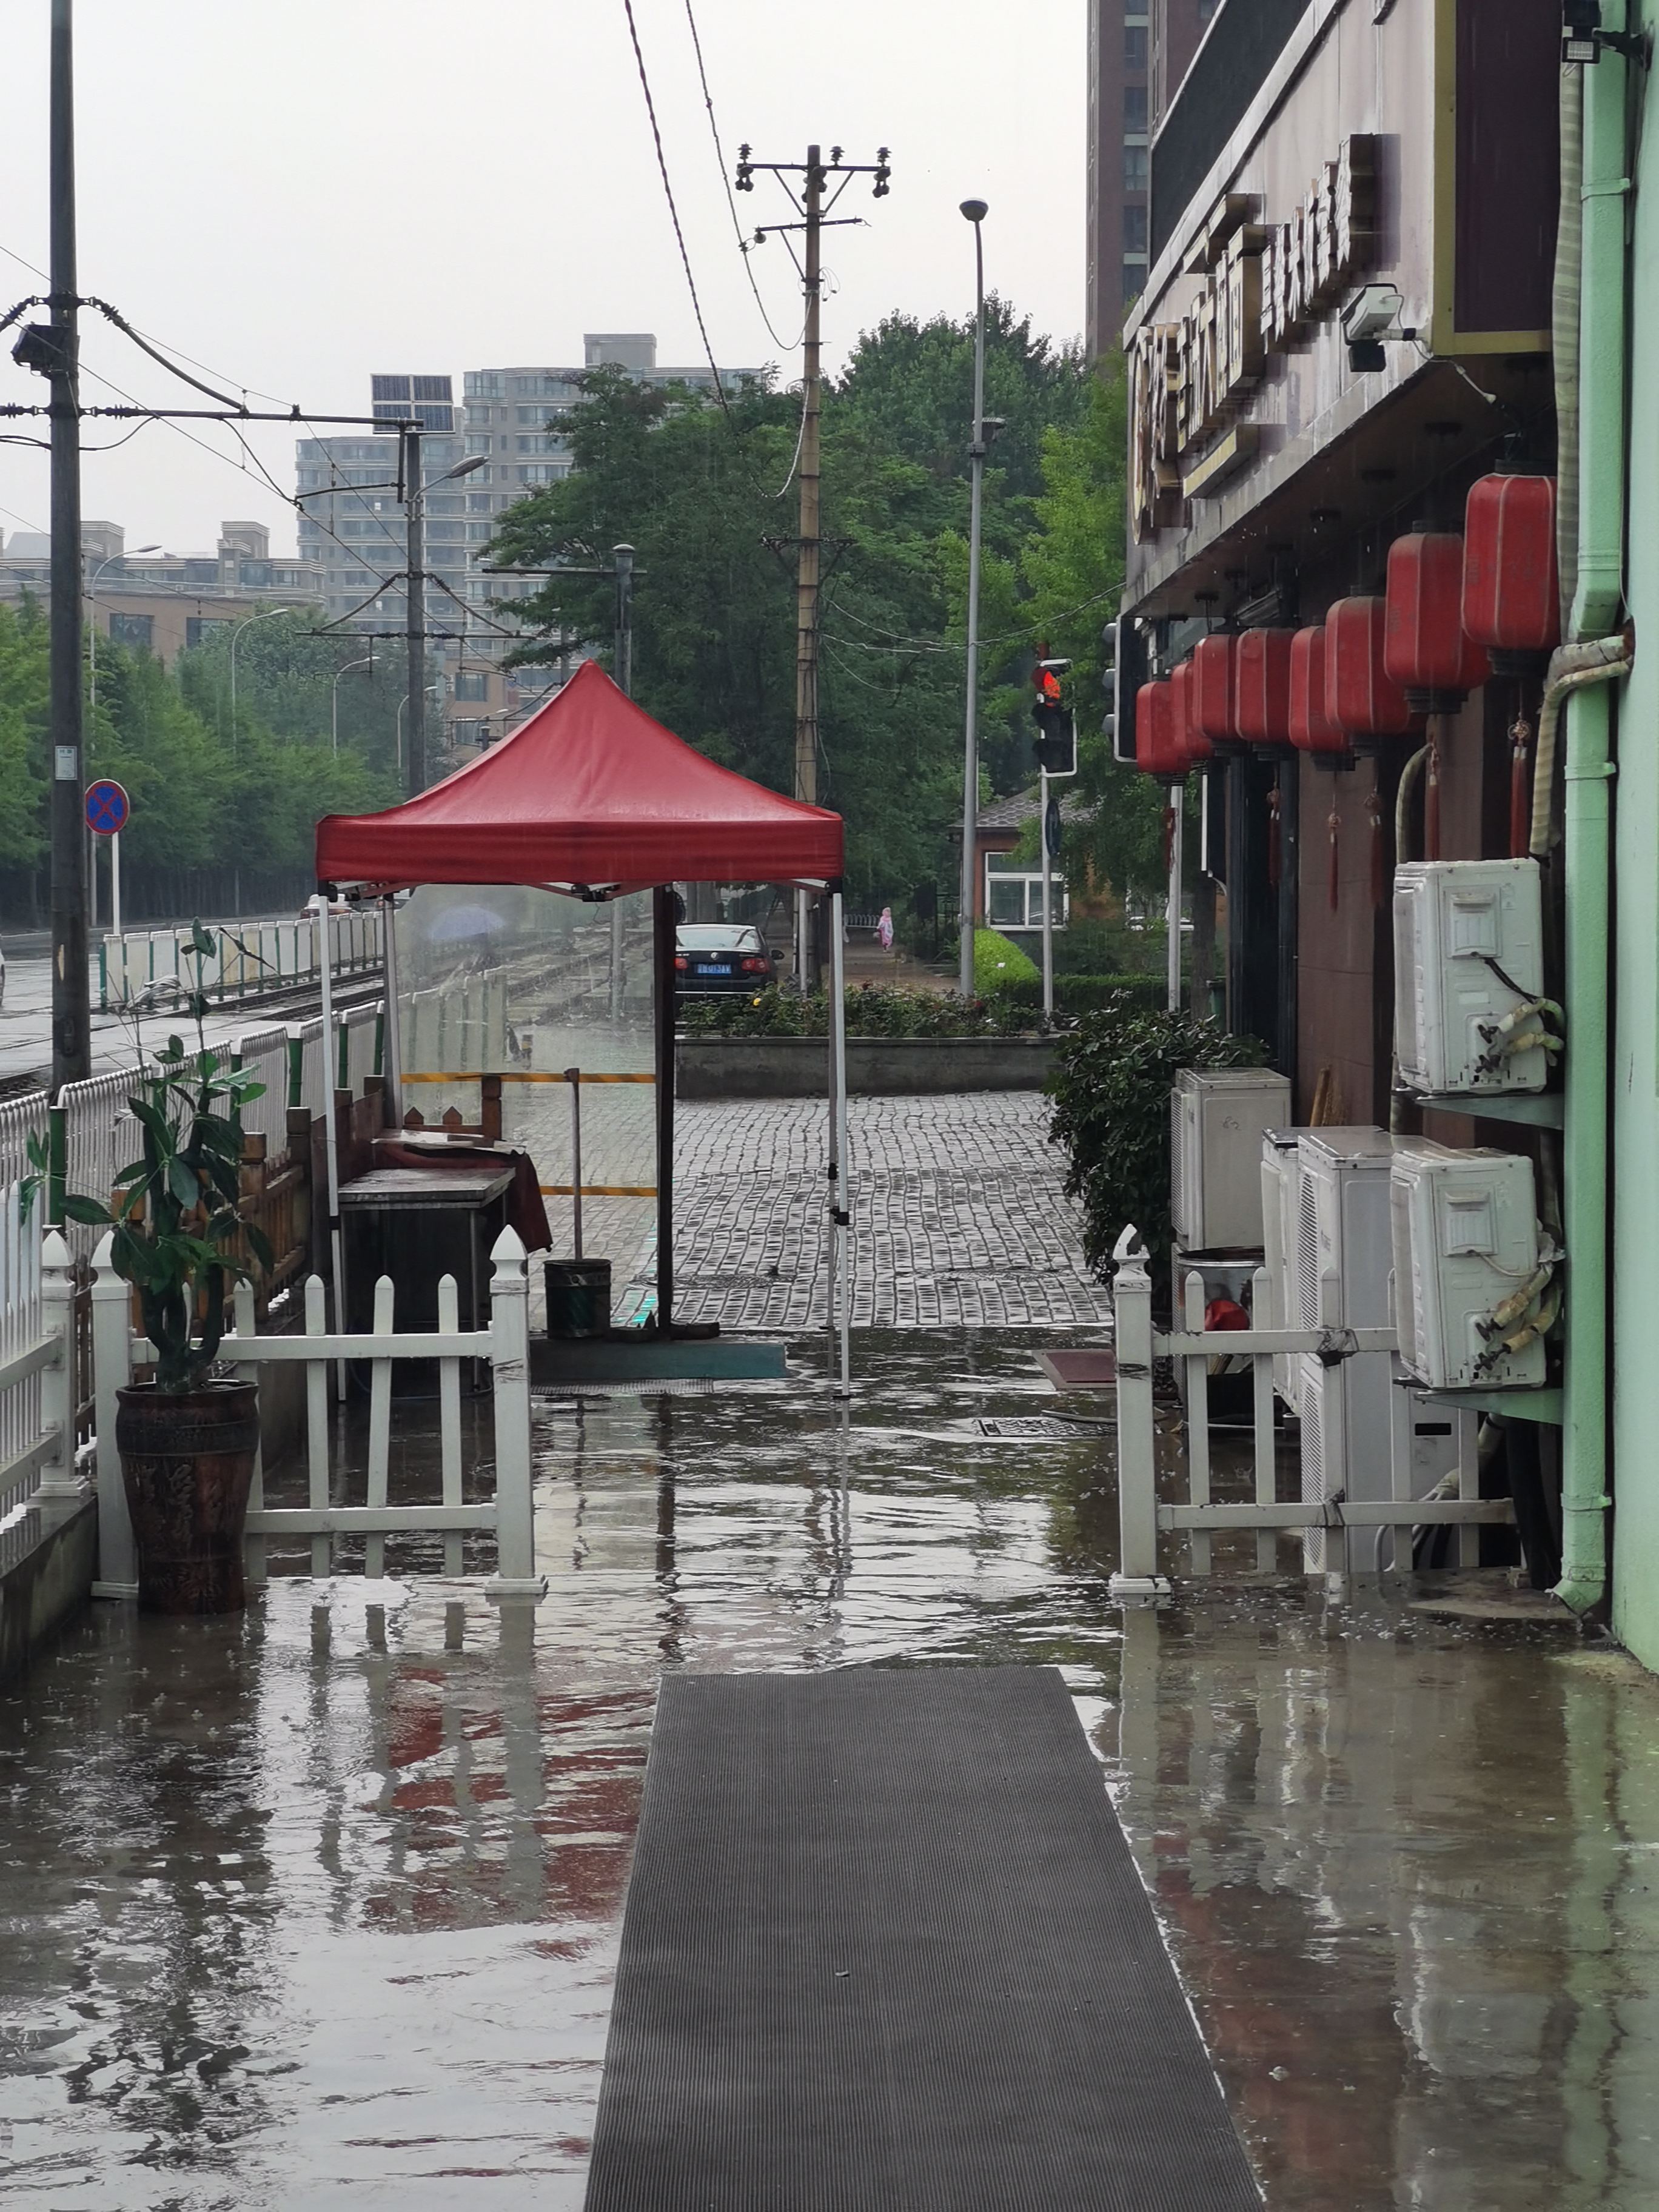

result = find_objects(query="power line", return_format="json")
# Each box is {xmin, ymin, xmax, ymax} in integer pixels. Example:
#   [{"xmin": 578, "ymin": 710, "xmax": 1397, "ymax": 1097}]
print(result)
[{"xmin": 682, "ymin": 0, "xmax": 804, "ymax": 356}]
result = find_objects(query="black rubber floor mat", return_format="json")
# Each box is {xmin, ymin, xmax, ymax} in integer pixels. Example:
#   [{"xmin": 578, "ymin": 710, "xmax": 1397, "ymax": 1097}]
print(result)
[{"xmin": 585, "ymin": 1666, "xmax": 1261, "ymax": 2211}]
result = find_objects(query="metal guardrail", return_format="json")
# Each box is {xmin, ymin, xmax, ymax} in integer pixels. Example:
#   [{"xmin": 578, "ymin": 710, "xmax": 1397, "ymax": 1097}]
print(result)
[{"xmin": 99, "ymin": 911, "xmax": 383, "ymax": 1013}]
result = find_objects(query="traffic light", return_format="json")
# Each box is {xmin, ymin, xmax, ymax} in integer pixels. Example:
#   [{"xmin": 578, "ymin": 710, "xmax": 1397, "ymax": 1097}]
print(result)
[{"xmin": 1032, "ymin": 657, "xmax": 1075, "ymax": 775}]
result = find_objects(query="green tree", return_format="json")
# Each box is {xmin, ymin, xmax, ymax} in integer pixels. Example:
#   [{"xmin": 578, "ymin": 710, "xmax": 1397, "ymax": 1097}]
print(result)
[{"xmin": 0, "ymin": 601, "xmax": 49, "ymax": 872}]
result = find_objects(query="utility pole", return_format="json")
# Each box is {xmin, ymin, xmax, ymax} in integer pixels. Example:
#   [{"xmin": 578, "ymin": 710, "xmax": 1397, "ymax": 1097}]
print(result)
[
  {"xmin": 736, "ymin": 140, "xmax": 890, "ymax": 990},
  {"xmin": 613, "ymin": 543, "xmax": 635, "ymax": 697},
  {"xmin": 403, "ymin": 425, "xmax": 425, "ymax": 799},
  {"xmin": 958, "ymin": 199, "xmax": 989, "ymax": 1001},
  {"xmin": 49, "ymin": 0, "xmax": 88, "ymax": 1087}
]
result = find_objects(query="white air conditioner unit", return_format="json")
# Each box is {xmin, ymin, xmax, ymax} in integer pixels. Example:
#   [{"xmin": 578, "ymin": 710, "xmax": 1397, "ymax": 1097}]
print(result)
[
  {"xmin": 1300, "ymin": 1358, "xmax": 1476, "ymax": 1572},
  {"xmin": 1171, "ymin": 1067, "xmax": 1293, "ymax": 1250},
  {"xmin": 1393, "ymin": 859, "xmax": 1551, "ymax": 1094},
  {"xmin": 1390, "ymin": 1142, "xmax": 1550, "ymax": 1389},
  {"xmin": 1260, "ymin": 1130, "xmax": 1302, "ymax": 1412},
  {"xmin": 1293, "ymin": 1128, "xmax": 1398, "ymax": 1333}
]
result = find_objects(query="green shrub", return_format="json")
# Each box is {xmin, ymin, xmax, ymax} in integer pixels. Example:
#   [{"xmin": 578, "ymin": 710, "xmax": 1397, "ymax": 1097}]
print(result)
[
  {"xmin": 973, "ymin": 927, "xmax": 1039, "ymax": 994},
  {"xmin": 1045, "ymin": 1004, "xmax": 1267, "ymax": 1285},
  {"xmin": 677, "ymin": 983, "xmax": 1037, "ymax": 1040},
  {"xmin": 990, "ymin": 973, "xmax": 1166, "ymax": 1019}
]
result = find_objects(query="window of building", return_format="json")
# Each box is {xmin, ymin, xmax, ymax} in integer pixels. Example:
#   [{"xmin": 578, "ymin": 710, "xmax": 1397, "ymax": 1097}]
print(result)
[
  {"xmin": 185, "ymin": 617, "xmax": 228, "ymax": 649},
  {"xmin": 466, "ymin": 434, "xmax": 492, "ymax": 456},
  {"xmin": 184, "ymin": 560, "xmax": 219, "ymax": 586},
  {"xmin": 466, "ymin": 521, "xmax": 493, "ymax": 541},
  {"xmin": 1124, "ymin": 83, "xmax": 1148, "ymax": 130},
  {"xmin": 468, "ymin": 492, "xmax": 497, "ymax": 512},
  {"xmin": 109, "ymin": 612, "xmax": 153, "ymax": 651},
  {"xmin": 1124, "ymin": 142, "xmax": 1148, "ymax": 190},
  {"xmin": 516, "ymin": 434, "xmax": 562, "ymax": 455},
  {"xmin": 424, "ymin": 495, "xmax": 464, "ymax": 516},
  {"xmin": 517, "ymin": 464, "xmax": 565, "ymax": 486},
  {"xmin": 239, "ymin": 560, "xmax": 272, "ymax": 588},
  {"xmin": 1122, "ymin": 260, "xmax": 1147, "ymax": 306},
  {"xmin": 465, "ymin": 371, "xmax": 503, "ymax": 398},
  {"xmin": 1123, "ymin": 203, "xmax": 1148, "ymax": 253},
  {"xmin": 1124, "ymin": 22, "xmax": 1147, "ymax": 68},
  {"xmin": 454, "ymin": 670, "xmax": 489, "ymax": 702}
]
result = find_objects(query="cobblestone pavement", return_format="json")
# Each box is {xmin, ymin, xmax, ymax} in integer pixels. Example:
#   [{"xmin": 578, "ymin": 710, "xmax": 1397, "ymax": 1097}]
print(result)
[{"xmin": 640, "ymin": 1091, "xmax": 1114, "ymax": 1332}]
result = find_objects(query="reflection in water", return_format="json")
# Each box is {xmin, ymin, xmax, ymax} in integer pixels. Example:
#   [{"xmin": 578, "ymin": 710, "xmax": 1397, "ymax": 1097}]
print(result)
[{"xmin": 0, "ymin": 1330, "xmax": 1656, "ymax": 2209}]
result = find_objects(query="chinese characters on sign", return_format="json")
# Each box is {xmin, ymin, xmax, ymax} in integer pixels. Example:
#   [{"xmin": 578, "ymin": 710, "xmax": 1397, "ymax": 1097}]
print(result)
[{"xmin": 1131, "ymin": 136, "xmax": 1378, "ymax": 543}]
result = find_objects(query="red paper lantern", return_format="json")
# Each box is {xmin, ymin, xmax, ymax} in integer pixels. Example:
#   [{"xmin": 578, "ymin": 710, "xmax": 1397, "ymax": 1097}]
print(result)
[
  {"xmin": 1325, "ymin": 595, "xmax": 1419, "ymax": 743},
  {"xmin": 1234, "ymin": 628, "xmax": 1296, "ymax": 746},
  {"xmin": 1384, "ymin": 532, "xmax": 1491, "ymax": 708},
  {"xmin": 1135, "ymin": 679, "xmax": 1184, "ymax": 777},
  {"xmin": 1191, "ymin": 633, "xmax": 1239, "ymax": 744},
  {"xmin": 1170, "ymin": 659, "xmax": 1212, "ymax": 771},
  {"xmin": 1463, "ymin": 474, "xmax": 1560, "ymax": 655},
  {"xmin": 1289, "ymin": 625, "xmax": 1347, "ymax": 757}
]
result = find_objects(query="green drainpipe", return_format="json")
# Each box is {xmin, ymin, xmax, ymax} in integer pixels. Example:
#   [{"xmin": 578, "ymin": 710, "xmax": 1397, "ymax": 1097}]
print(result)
[{"xmin": 1558, "ymin": 19, "xmax": 1634, "ymax": 1616}]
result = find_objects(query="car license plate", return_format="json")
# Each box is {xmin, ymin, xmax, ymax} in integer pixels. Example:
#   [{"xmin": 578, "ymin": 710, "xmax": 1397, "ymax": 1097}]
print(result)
[{"xmin": 695, "ymin": 963, "xmax": 732, "ymax": 976}]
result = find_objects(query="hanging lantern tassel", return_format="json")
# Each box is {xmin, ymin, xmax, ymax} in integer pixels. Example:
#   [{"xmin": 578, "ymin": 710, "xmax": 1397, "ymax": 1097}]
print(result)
[
  {"xmin": 1509, "ymin": 714, "xmax": 1533, "ymax": 859},
  {"xmin": 1367, "ymin": 787, "xmax": 1385, "ymax": 909},
  {"xmin": 1327, "ymin": 801, "xmax": 1341, "ymax": 912},
  {"xmin": 1424, "ymin": 726, "xmax": 1443, "ymax": 863},
  {"xmin": 1267, "ymin": 783, "xmax": 1282, "ymax": 888}
]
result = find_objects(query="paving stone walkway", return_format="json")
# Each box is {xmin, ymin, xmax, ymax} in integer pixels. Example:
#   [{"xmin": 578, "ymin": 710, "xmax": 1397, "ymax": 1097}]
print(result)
[{"xmin": 638, "ymin": 1092, "xmax": 1114, "ymax": 1331}]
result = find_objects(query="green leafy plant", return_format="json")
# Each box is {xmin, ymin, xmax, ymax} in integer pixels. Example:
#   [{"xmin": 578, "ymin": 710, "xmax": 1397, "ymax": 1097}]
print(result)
[
  {"xmin": 973, "ymin": 928, "xmax": 1039, "ymax": 994},
  {"xmin": 678, "ymin": 983, "xmax": 1042, "ymax": 1040},
  {"xmin": 62, "ymin": 926, "xmax": 273, "ymax": 1392},
  {"xmin": 1046, "ymin": 1003, "xmax": 1267, "ymax": 1287}
]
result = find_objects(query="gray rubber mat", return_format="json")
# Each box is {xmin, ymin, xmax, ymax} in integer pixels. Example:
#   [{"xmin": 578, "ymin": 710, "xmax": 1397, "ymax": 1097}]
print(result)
[{"xmin": 584, "ymin": 1666, "xmax": 1262, "ymax": 2211}]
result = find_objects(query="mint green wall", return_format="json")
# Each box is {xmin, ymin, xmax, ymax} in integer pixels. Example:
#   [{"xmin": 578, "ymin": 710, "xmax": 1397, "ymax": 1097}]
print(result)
[{"xmin": 1612, "ymin": 1, "xmax": 1659, "ymax": 1667}]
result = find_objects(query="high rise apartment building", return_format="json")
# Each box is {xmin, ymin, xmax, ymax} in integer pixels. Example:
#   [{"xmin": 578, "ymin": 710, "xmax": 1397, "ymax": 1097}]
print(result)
[
  {"xmin": 1085, "ymin": 0, "xmax": 1219, "ymax": 361},
  {"xmin": 295, "ymin": 337, "xmax": 757, "ymax": 753}
]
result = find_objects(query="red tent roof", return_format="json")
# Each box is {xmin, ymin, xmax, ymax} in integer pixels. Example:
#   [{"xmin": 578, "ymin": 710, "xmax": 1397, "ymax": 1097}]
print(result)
[{"xmin": 315, "ymin": 659, "xmax": 843, "ymax": 895}]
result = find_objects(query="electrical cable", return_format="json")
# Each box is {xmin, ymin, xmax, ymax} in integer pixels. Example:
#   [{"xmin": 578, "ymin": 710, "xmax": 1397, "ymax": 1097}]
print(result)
[{"xmin": 682, "ymin": 0, "xmax": 805, "ymax": 354}]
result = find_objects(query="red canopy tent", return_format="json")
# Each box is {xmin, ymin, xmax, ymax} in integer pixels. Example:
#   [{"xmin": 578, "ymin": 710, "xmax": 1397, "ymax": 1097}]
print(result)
[
  {"xmin": 315, "ymin": 659, "xmax": 843, "ymax": 895},
  {"xmin": 311, "ymin": 661, "xmax": 851, "ymax": 1379}
]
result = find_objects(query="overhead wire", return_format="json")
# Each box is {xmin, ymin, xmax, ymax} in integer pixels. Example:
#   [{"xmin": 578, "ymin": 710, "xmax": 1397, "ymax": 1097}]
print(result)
[{"xmin": 682, "ymin": 0, "xmax": 805, "ymax": 355}]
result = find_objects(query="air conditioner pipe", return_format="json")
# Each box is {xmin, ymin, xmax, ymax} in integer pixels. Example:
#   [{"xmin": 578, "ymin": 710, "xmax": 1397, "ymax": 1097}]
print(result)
[{"xmin": 1553, "ymin": 20, "xmax": 1636, "ymax": 1621}]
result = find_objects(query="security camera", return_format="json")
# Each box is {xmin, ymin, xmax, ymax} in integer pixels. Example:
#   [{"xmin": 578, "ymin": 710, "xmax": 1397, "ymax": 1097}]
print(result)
[{"xmin": 1341, "ymin": 284, "xmax": 1407, "ymax": 343}]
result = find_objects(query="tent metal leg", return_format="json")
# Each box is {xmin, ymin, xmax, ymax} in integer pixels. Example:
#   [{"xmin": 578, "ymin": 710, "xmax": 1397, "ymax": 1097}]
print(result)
[
  {"xmin": 654, "ymin": 885, "xmax": 676, "ymax": 1334},
  {"xmin": 381, "ymin": 892, "xmax": 403, "ymax": 1127},
  {"xmin": 829, "ymin": 888, "xmax": 851, "ymax": 1397}
]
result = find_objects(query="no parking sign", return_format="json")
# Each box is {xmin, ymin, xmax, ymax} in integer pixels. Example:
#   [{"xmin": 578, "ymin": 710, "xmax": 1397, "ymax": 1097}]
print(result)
[{"xmin": 84, "ymin": 779, "xmax": 130, "ymax": 836}]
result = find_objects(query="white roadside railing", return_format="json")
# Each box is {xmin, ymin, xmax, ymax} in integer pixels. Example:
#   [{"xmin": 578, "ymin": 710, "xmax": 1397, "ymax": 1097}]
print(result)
[
  {"xmin": 0, "ymin": 1090, "xmax": 49, "ymax": 1190},
  {"xmin": 90, "ymin": 1223, "xmax": 543, "ymax": 1599},
  {"xmin": 100, "ymin": 909, "xmax": 383, "ymax": 1013},
  {"xmin": 1108, "ymin": 1229, "xmax": 1514, "ymax": 1598},
  {"xmin": 0, "ymin": 1203, "xmax": 84, "ymax": 1575}
]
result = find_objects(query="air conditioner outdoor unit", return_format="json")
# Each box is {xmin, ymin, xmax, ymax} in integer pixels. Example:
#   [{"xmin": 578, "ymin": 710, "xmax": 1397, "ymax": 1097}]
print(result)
[
  {"xmin": 1171, "ymin": 1067, "xmax": 1293, "ymax": 1250},
  {"xmin": 1299, "ymin": 1358, "xmax": 1475, "ymax": 1572},
  {"xmin": 1260, "ymin": 1130, "xmax": 1302, "ymax": 1412},
  {"xmin": 1390, "ymin": 1142, "xmax": 1551, "ymax": 1390},
  {"xmin": 1293, "ymin": 1127, "xmax": 1398, "ymax": 1333},
  {"xmin": 1393, "ymin": 859, "xmax": 1552, "ymax": 1095}
]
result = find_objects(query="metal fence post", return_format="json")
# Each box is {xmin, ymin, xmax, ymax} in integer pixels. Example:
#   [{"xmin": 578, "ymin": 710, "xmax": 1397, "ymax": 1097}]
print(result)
[
  {"xmin": 89, "ymin": 1229, "xmax": 138, "ymax": 1595},
  {"xmin": 485, "ymin": 1225, "xmax": 545, "ymax": 1598},
  {"xmin": 1108, "ymin": 1225, "xmax": 1170, "ymax": 1600},
  {"xmin": 36, "ymin": 1229, "xmax": 84, "ymax": 1503}
]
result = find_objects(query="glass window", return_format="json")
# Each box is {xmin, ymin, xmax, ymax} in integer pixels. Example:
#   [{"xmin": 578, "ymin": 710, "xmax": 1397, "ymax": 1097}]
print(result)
[
  {"xmin": 184, "ymin": 560, "xmax": 219, "ymax": 585},
  {"xmin": 185, "ymin": 617, "xmax": 229, "ymax": 649},
  {"xmin": 987, "ymin": 876, "xmax": 1026, "ymax": 928},
  {"xmin": 467, "ymin": 492, "xmax": 496, "ymax": 512},
  {"xmin": 454, "ymin": 669, "xmax": 489, "ymax": 701},
  {"xmin": 466, "ymin": 434, "xmax": 492, "ymax": 456},
  {"xmin": 109, "ymin": 612, "xmax": 153, "ymax": 651},
  {"xmin": 1124, "ymin": 143, "xmax": 1148, "ymax": 190},
  {"xmin": 1124, "ymin": 84, "xmax": 1148, "ymax": 132},
  {"xmin": 1124, "ymin": 22, "xmax": 1147, "ymax": 68},
  {"xmin": 465, "ymin": 371, "xmax": 503, "ymax": 398},
  {"xmin": 1123, "ymin": 203, "xmax": 1148, "ymax": 253},
  {"xmin": 466, "ymin": 521, "xmax": 493, "ymax": 541},
  {"xmin": 1122, "ymin": 260, "xmax": 1147, "ymax": 306}
]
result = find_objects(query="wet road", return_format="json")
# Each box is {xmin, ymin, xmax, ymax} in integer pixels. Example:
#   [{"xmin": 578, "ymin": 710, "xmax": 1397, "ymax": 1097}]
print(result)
[{"xmin": 3, "ymin": 1333, "xmax": 1658, "ymax": 2208}]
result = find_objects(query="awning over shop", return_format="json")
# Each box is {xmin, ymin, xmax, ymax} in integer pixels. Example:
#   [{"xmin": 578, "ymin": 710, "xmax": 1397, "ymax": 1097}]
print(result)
[{"xmin": 314, "ymin": 659, "xmax": 844, "ymax": 896}]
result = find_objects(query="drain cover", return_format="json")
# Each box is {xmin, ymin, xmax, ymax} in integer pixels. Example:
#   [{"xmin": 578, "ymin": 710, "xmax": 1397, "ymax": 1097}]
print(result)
[{"xmin": 975, "ymin": 1416, "xmax": 1107, "ymax": 1439}]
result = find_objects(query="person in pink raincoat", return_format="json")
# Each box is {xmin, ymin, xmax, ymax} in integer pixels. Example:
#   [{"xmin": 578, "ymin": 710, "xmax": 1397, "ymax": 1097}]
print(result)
[{"xmin": 876, "ymin": 906, "xmax": 894, "ymax": 951}]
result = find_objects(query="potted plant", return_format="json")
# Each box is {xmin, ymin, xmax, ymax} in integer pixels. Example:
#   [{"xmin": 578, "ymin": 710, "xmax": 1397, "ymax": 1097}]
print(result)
[{"xmin": 65, "ymin": 943, "xmax": 274, "ymax": 1614}]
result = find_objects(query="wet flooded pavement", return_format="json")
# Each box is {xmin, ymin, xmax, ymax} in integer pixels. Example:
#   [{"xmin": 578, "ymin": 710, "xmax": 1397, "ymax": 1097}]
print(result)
[{"xmin": 4, "ymin": 1330, "xmax": 1659, "ymax": 2208}]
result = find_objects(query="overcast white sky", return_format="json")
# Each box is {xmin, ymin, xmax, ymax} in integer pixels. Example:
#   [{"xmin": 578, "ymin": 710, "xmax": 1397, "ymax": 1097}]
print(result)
[{"xmin": 0, "ymin": 0, "xmax": 1084, "ymax": 558}]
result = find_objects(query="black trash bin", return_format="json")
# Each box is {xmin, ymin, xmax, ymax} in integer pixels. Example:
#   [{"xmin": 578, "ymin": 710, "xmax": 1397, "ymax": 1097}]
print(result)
[{"xmin": 545, "ymin": 1258, "xmax": 612, "ymax": 1339}]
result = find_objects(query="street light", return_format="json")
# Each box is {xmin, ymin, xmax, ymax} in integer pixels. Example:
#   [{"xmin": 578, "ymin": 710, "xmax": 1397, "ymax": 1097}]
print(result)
[
  {"xmin": 957, "ymin": 197, "xmax": 989, "ymax": 999},
  {"xmin": 396, "ymin": 684, "xmax": 443, "ymax": 776},
  {"xmin": 331, "ymin": 654, "xmax": 374, "ymax": 757},
  {"xmin": 229, "ymin": 600, "xmax": 295, "ymax": 752},
  {"xmin": 87, "ymin": 545, "xmax": 159, "ymax": 711}
]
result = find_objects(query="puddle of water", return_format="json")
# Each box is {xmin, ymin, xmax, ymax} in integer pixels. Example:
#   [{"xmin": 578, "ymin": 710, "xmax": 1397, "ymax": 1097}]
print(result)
[{"xmin": 0, "ymin": 1329, "xmax": 1657, "ymax": 2210}]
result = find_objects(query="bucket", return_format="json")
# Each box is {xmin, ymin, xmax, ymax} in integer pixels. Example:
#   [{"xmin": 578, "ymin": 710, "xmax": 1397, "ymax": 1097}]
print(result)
[{"xmin": 545, "ymin": 1258, "xmax": 612, "ymax": 1339}]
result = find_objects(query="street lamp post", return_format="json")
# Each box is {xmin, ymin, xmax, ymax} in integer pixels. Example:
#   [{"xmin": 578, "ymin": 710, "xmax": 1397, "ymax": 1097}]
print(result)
[
  {"xmin": 87, "ymin": 544, "xmax": 158, "ymax": 712},
  {"xmin": 228, "ymin": 601, "xmax": 293, "ymax": 752},
  {"xmin": 404, "ymin": 446, "xmax": 486, "ymax": 799},
  {"xmin": 396, "ymin": 685, "xmax": 443, "ymax": 777},
  {"xmin": 958, "ymin": 198, "xmax": 988, "ymax": 999},
  {"xmin": 331, "ymin": 654, "xmax": 374, "ymax": 756}
]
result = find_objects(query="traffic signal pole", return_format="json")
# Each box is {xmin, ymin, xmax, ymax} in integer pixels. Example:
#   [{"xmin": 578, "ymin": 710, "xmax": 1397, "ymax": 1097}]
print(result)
[{"xmin": 49, "ymin": 0, "xmax": 89, "ymax": 1089}]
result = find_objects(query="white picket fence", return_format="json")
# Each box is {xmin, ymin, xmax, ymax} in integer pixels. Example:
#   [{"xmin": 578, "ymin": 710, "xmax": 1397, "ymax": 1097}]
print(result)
[
  {"xmin": 101, "ymin": 909, "xmax": 383, "ymax": 1012},
  {"xmin": 89, "ymin": 1223, "xmax": 543, "ymax": 1598},
  {"xmin": 1108, "ymin": 1230, "xmax": 1514, "ymax": 1597},
  {"xmin": 232, "ymin": 1025, "xmax": 296, "ymax": 1155},
  {"xmin": 0, "ymin": 1199, "xmax": 82, "ymax": 1576}
]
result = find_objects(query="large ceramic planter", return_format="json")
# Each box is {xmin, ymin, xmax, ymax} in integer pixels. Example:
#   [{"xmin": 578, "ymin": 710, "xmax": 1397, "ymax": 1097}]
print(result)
[{"xmin": 115, "ymin": 1380, "xmax": 260, "ymax": 1614}]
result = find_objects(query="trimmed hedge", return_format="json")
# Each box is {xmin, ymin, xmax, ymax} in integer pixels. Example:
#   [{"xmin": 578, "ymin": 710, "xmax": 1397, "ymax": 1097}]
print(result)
[{"xmin": 972, "ymin": 927, "xmax": 1039, "ymax": 994}]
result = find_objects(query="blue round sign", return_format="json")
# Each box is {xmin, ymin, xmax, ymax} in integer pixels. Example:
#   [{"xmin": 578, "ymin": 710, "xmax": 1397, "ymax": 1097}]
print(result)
[{"xmin": 84, "ymin": 779, "xmax": 129, "ymax": 836}]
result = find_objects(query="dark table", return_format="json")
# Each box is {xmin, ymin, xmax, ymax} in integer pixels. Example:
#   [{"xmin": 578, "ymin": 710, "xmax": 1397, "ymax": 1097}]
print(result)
[{"xmin": 340, "ymin": 1165, "xmax": 514, "ymax": 1335}]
